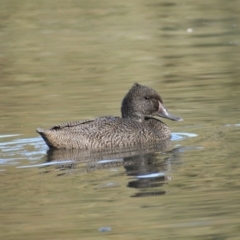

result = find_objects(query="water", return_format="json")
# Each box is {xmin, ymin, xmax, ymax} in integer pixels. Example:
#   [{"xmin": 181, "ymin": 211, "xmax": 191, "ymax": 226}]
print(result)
[{"xmin": 1, "ymin": 0, "xmax": 240, "ymax": 239}]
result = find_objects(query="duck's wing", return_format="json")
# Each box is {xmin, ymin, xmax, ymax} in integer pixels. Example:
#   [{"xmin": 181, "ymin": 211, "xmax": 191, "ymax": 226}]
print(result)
[
  {"xmin": 49, "ymin": 116, "xmax": 121, "ymax": 131},
  {"xmin": 36, "ymin": 116, "xmax": 122, "ymax": 149},
  {"xmin": 50, "ymin": 119, "xmax": 96, "ymax": 130}
]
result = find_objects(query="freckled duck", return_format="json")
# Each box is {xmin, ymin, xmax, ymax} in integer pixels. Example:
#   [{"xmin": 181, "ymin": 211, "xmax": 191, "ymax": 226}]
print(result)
[{"xmin": 36, "ymin": 83, "xmax": 183, "ymax": 149}]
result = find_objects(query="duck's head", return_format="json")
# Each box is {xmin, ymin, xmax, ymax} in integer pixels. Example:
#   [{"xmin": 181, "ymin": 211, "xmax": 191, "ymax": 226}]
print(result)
[{"xmin": 121, "ymin": 83, "xmax": 183, "ymax": 122}]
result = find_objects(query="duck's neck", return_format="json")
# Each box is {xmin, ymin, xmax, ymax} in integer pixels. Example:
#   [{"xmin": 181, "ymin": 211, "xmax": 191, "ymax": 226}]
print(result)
[
  {"xmin": 121, "ymin": 100, "xmax": 146, "ymax": 122},
  {"xmin": 121, "ymin": 112, "xmax": 145, "ymax": 122}
]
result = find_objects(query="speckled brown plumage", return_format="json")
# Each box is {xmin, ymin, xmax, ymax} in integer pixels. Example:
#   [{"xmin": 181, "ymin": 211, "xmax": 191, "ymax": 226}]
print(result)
[{"xmin": 36, "ymin": 83, "xmax": 183, "ymax": 149}]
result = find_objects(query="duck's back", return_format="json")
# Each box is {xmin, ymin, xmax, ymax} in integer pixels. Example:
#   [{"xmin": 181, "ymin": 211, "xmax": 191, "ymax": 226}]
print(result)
[{"xmin": 36, "ymin": 116, "xmax": 170, "ymax": 149}]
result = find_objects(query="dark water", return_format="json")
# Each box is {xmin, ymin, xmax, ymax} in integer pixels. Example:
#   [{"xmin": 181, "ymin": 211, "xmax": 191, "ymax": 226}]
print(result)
[{"xmin": 1, "ymin": 0, "xmax": 240, "ymax": 239}]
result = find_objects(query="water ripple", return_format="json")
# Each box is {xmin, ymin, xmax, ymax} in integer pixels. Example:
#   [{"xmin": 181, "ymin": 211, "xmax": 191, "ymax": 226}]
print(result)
[
  {"xmin": 171, "ymin": 132, "xmax": 198, "ymax": 141},
  {"xmin": 17, "ymin": 160, "xmax": 75, "ymax": 169}
]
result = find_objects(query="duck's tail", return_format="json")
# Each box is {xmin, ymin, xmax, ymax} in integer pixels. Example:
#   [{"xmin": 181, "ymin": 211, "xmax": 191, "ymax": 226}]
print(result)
[
  {"xmin": 36, "ymin": 128, "xmax": 54, "ymax": 148},
  {"xmin": 36, "ymin": 127, "xmax": 45, "ymax": 134}
]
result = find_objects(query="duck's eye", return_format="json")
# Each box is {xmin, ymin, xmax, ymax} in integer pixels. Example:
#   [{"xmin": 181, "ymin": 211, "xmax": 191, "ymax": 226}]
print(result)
[{"xmin": 144, "ymin": 96, "xmax": 150, "ymax": 100}]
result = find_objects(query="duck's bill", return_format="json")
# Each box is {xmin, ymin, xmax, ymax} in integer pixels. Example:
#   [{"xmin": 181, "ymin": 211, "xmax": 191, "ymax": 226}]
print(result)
[{"xmin": 156, "ymin": 103, "xmax": 183, "ymax": 121}]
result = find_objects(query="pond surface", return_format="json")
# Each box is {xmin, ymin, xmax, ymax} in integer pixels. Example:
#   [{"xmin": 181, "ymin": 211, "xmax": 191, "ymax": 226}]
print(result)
[{"xmin": 1, "ymin": 0, "xmax": 240, "ymax": 239}]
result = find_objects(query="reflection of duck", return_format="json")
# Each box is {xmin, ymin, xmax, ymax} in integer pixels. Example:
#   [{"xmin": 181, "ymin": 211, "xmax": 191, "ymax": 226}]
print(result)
[
  {"xmin": 45, "ymin": 142, "xmax": 172, "ymax": 174},
  {"xmin": 37, "ymin": 83, "xmax": 183, "ymax": 149},
  {"xmin": 46, "ymin": 142, "xmax": 172, "ymax": 166},
  {"xmin": 43, "ymin": 145, "xmax": 183, "ymax": 197}
]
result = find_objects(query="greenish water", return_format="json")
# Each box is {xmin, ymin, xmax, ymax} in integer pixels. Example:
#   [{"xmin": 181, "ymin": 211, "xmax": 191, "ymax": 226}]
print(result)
[{"xmin": 1, "ymin": 0, "xmax": 240, "ymax": 239}]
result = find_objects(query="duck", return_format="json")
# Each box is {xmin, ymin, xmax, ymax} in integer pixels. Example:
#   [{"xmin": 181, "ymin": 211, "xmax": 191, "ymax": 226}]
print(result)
[{"xmin": 36, "ymin": 83, "xmax": 183, "ymax": 149}]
